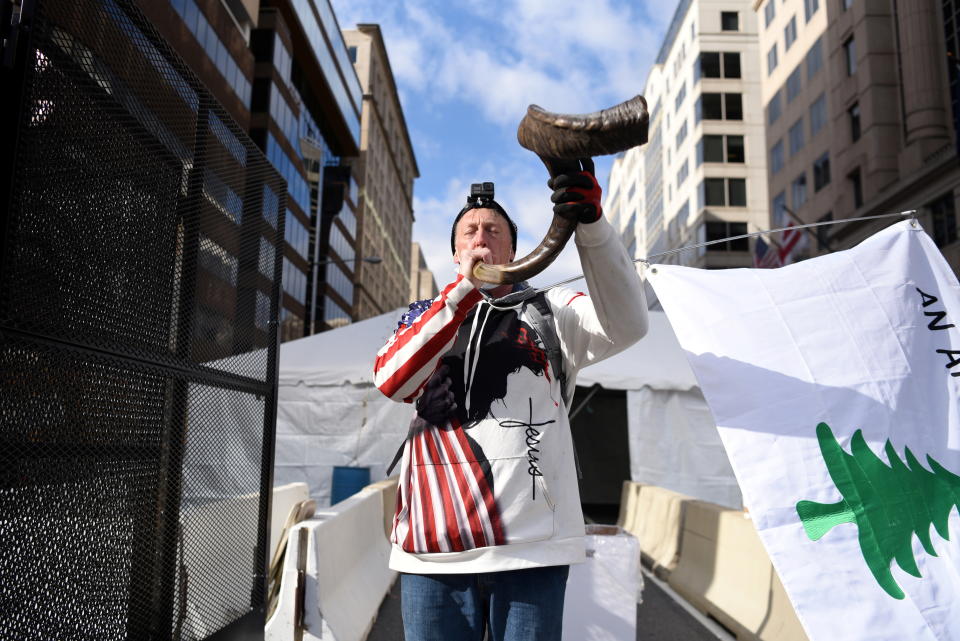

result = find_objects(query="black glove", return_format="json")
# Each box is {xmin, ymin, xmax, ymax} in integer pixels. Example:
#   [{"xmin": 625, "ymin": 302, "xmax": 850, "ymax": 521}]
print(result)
[
  {"xmin": 415, "ymin": 364, "xmax": 456, "ymax": 427},
  {"xmin": 386, "ymin": 365, "xmax": 456, "ymax": 476},
  {"xmin": 547, "ymin": 157, "xmax": 602, "ymax": 224}
]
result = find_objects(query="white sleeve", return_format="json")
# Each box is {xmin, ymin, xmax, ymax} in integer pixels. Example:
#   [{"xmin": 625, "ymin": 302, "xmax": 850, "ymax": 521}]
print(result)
[{"xmin": 547, "ymin": 217, "xmax": 648, "ymax": 374}]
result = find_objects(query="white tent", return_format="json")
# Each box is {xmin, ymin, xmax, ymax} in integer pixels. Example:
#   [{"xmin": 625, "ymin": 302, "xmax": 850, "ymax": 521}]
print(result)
[{"xmin": 276, "ymin": 308, "xmax": 742, "ymax": 509}]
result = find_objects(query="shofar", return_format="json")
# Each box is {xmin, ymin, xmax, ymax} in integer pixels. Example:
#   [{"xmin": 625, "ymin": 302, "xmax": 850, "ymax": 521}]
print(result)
[{"xmin": 473, "ymin": 95, "xmax": 649, "ymax": 285}]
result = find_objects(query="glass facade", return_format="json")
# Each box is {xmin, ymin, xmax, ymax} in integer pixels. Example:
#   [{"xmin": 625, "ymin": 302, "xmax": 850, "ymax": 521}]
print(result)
[
  {"xmin": 199, "ymin": 235, "xmax": 238, "ymax": 286},
  {"xmin": 282, "ymin": 256, "xmax": 307, "ymax": 304},
  {"xmin": 285, "ymin": 209, "xmax": 310, "ymax": 259},
  {"xmin": 266, "ymin": 133, "xmax": 310, "ymax": 214},
  {"xmin": 290, "ymin": 0, "xmax": 361, "ymax": 145},
  {"xmin": 323, "ymin": 295, "xmax": 351, "ymax": 328},
  {"xmin": 326, "ymin": 260, "xmax": 353, "ymax": 304},
  {"xmin": 329, "ymin": 223, "xmax": 355, "ymax": 264},
  {"xmin": 270, "ymin": 82, "xmax": 299, "ymax": 146},
  {"xmin": 168, "ymin": 0, "xmax": 252, "ymax": 106}
]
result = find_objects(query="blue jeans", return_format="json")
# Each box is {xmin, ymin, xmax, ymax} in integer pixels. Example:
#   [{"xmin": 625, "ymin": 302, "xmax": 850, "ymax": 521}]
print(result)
[{"xmin": 400, "ymin": 565, "xmax": 569, "ymax": 641}]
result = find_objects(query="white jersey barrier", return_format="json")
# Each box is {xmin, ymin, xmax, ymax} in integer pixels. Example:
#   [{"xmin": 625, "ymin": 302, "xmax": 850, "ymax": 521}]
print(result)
[
  {"xmin": 618, "ymin": 481, "xmax": 808, "ymax": 641},
  {"xmin": 265, "ymin": 478, "xmax": 398, "ymax": 641}
]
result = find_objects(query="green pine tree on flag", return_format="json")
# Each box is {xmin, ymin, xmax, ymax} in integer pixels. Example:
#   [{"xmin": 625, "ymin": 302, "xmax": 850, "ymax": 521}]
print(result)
[{"xmin": 796, "ymin": 422, "xmax": 960, "ymax": 599}]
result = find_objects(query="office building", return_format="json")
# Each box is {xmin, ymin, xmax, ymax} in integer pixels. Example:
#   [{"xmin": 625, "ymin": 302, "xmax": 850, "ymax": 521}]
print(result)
[
  {"xmin": 605, "ymin": 0, "xmax": 769, "ymax": 287},
  {"xmin": 343, "ymin": 24, "xmax": 420, "ymax": 319},
  {"xmin": 755, "ymin": 0, "xmax": 960, "ymax": 269},
  {"xmin": 141, "ymin": 0, "xmax": 367, "ymax": 341}
]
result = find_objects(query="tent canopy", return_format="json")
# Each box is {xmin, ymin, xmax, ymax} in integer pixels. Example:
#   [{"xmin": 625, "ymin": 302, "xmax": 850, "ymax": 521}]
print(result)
[
  {"xmin": 276, "ymin": 305, "xmax": 739, "ymax": 509},
  {"xmin": 278, "ymin": 308, "xmax": 698, "ymax": 392}
]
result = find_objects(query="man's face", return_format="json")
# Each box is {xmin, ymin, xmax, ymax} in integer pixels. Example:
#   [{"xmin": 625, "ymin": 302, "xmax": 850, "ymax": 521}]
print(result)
[{"xmin": 453, "ymin": 208, "xmax": 515, "ymax": 266}]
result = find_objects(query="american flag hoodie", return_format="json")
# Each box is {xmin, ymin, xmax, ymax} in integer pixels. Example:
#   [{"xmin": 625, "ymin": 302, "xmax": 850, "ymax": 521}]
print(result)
[{"xmin": 373, "ymin": 217, "xmax": 648, "ymax": 574}]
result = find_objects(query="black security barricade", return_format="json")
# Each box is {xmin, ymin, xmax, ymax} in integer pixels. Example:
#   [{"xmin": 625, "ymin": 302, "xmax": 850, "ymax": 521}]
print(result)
[{"xmin": 0, "ymin": 1, "xmax": 285, "ymax": 639}]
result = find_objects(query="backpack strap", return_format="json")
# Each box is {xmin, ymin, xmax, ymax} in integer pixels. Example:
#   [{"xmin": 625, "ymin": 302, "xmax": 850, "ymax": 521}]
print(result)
[
  {"xmin": 524, "ymin": 293, "xmax": 568, "ymax": 407},
  {"xmin": 523, "ymin": 293, "xmax": 582, "ymax": 479}
]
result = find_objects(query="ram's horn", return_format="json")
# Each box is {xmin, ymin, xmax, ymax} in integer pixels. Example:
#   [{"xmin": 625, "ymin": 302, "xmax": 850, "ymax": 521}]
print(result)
[
  {"xmin": 517, "ymin": 94, "xmax": 649, "ymax": 159},
  {"xmin": 473, "ymin": 95, "xmax": 649, "ymax": 285}
]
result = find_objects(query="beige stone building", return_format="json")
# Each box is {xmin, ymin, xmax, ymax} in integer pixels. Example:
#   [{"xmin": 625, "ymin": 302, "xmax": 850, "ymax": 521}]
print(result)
[
  {"xmin": 754, "ymin": 0, "xmax": 960, "ymax": 269},
  {"xmin": 343, "ymin": 24, "xmax": 420, "ymax": 320},
  {"xmin": 604, "ymin": 0, "xmax": 768, "ymax": 312},
  {"xmin": 409, "ymin": 242, "xmax": 439, "ymax": 302}
]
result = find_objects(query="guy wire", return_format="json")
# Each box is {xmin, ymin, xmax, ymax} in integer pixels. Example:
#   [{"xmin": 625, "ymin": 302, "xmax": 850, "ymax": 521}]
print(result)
[{"xmin": 537, "ymin": 209, "xmax": 918, "ymax": 293}]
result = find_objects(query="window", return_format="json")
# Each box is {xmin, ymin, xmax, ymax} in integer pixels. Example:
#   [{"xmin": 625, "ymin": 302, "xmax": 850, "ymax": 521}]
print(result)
[
  {"xmin": 698, "ymin": 93, "xmax": 742, "ymax": 121},
  {"xmin": 792, "ymin": 172, "xmax": 808, "ymax": 209},
  {"xmin": 810, "ymin": 93, "xmax": 827, "ymax": 136},
  {"xmin": 768, "ymin": 90, "xmax": 783, "ymax": 125},
  {"xmin": 697, "ymin": 52, "xmax": 740, "ymax": 80},
  {"xmin": 700, "ymin": 52, "xmax": 721, "ymax": 78},
  {"xmin": 770, "ymin": 139, "xmax": 785, "ymax": 174},
  {"xmin": 721, "ymin": 11, "xmax": 739, "ymax": 31},
  {"xmin": 773, "ymin": 191, "xmax": 787, "ymax": 226},
  {"xmin": 765, "ymin": 0, "xmax": 776, "ymax": 28},
  {"xmin": 700, "ymin": 135, "xmax": 724, "ymax": 163},
  {"xmin": 676, "ymin": 120, "xmax": 688, "ymax": 148},
  {"xmin": 844, "ymin": 37, "xmax": 857, "ymax": 75},
  {"xmin": 789, "ymin": 118, "xmax": 805, "ymax": 155},
  {"xmin": 285, "ymin": 209, "xmax": 310, "ymax": 259},
  {"xmin": 725, "ymin": 93, "xmax": 743, "ymax": 120},
  {"xmin": 347, "ymin": 46, "xmax": 358, "ymax": 63},
  {"xmin": 804, "ymin": 0, "xmax": 819, "ymax": 22},
  {"xmin": 723, "ymin": 52, "xmax": 741, "ymax": 78},
  {"xmin": 697, "ymin": 135, "xmax": 742, "ymax": 163},
  {"xmin": 785, "ymin": 16, "xmax": 798, "ymax": 51},
  {"xmin": 806, "ymin": 37, "xmax": 823, "ymax": 79},
  {"xmin": 700, "ymin": 178, "xmax": 747, "ymax": 207},
  {"xmin": 786, "ymin": 66, "xmax": 802, "ymax": 102},
  {"xmin": 727, "ymin": 136, "xmax": 745, "ymax": 163},
  {"xmin": 813, "ymin": 151, "xmax": 831, "ymax": 191},
  {"xmin": 703, "ymin": 178, "xmax": 726, "ymax": 206},
  {"xmin": 849, "ymin": 168, "xmax": 863, "ymax": 209},
  {"xmin": 768, "ymin": 44, "xmax": 779, "ymax": 74},
  {"xmin": 677, "ymin": 160, "xmax": 689, "ymax": 187},
  {"xmin": 848, "ymin": 102, "xmax": 861, "ymax": 141},
  {"xmin": 323, "ymin": 296, "xmax": 351, "ymax": 329},
  {"xmin": 706, "ymin": 221, "xmax": 749, "ymax": 251},
  {"xmin": 817, "ymin": 212, "xmax": 833, "ymax": 250},
  {"xmin": 928, "ymin": 192, "xmax": 958, "ymax": 247},
  {"xmin": 675, "ymin": 82, "xmax": 687, "ymax": 111},
  {"xmin": 842, "ymin": 0, "xmax": 853, "ymax": 10},
  {"xmin": 282, "ymin": 257, "xmax": 307, "ymax": 305},
  {"xmin": 698, "ymin": 93, "xmax": 723, "ymax": 120},
  {"xmin": 729, "ymin": 178, "xmax": 747, "ymax": 206}
]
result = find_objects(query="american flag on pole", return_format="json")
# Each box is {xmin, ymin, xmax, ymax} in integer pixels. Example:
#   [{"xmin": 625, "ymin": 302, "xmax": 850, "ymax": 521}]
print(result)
[
  {"xmin": 773, "ymin": 198, "xmax": 808, "ymax": 265},
  {"xmin": 753, "ymin": 236, "xmax": 783, "ymax": 268},
  {"xmin": 778, "ymin": 223, "xmax": 808, "ymax": 264}
]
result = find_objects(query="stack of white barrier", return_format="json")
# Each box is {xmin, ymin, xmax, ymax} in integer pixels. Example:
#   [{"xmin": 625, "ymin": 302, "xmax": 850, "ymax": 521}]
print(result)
[
  {"xmin": 265, "ymin": 478, "xmax": 398, "ymax": 641},
  {"xmin": 562, "ymin": 525, "xmax": 643, "ymax": 641}
]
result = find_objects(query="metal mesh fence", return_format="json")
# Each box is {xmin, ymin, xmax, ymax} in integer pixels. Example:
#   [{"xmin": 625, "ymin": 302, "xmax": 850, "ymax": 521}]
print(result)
[{"xmin": 1, "ymin": 0, "xmax": 284, "ymax": 638}]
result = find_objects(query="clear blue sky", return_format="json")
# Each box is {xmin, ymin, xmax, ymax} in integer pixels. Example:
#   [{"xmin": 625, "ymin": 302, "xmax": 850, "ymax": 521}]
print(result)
[{"xmin": 332, "ymin": 0, "xmax": 672, "ymax": 290}]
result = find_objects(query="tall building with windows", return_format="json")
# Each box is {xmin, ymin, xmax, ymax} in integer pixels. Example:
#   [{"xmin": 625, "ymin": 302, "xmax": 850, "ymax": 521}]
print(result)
[
  {"xmin": 605, "ymin": 0, "xmax": 768, "ymax": 305},
  {"xmin": 343, "ymin": 24, "xmax": 420, "ymax": 319},
  {"xmin": 755, "ymin": 0, "xmax": 960, "ymax": 270},
  {"xmin": 141, "ymin": 0, "xmax": 367, "ymax": 342}
]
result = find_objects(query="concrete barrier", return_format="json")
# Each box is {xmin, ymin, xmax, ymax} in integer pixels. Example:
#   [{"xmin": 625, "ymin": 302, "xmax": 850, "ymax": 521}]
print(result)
[
  {"xmin": 269, "ymin": 482, "xmax": 311, "ymax": 562},
  {"xmin": 616, "ymin": 481, "xmax": 689, "ymax": 577},
  {"xmin": 666, "ymin": 500, "xmax": 807, "ymax": 641},
  {"xmin": 265, "ymin": 478, "xmax": 398, "ymax": 641}
]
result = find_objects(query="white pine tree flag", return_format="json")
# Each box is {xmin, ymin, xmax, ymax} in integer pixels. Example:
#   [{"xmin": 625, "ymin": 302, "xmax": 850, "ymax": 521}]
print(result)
[{"xmin": 647, "ymin": 220, "xmax": 960, "ymax": 641}]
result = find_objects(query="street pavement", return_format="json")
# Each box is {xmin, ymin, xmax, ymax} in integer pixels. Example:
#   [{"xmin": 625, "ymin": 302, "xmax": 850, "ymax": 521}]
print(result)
[{"xmin": 366, "ymin": 571, "xmax": 722, "ymax": 641}]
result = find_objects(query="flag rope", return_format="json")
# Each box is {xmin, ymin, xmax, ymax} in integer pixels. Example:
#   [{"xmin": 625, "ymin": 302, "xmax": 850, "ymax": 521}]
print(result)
[{"xmin": 537, "ymin": 209, "xmax": 918, "ymax": 292}]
